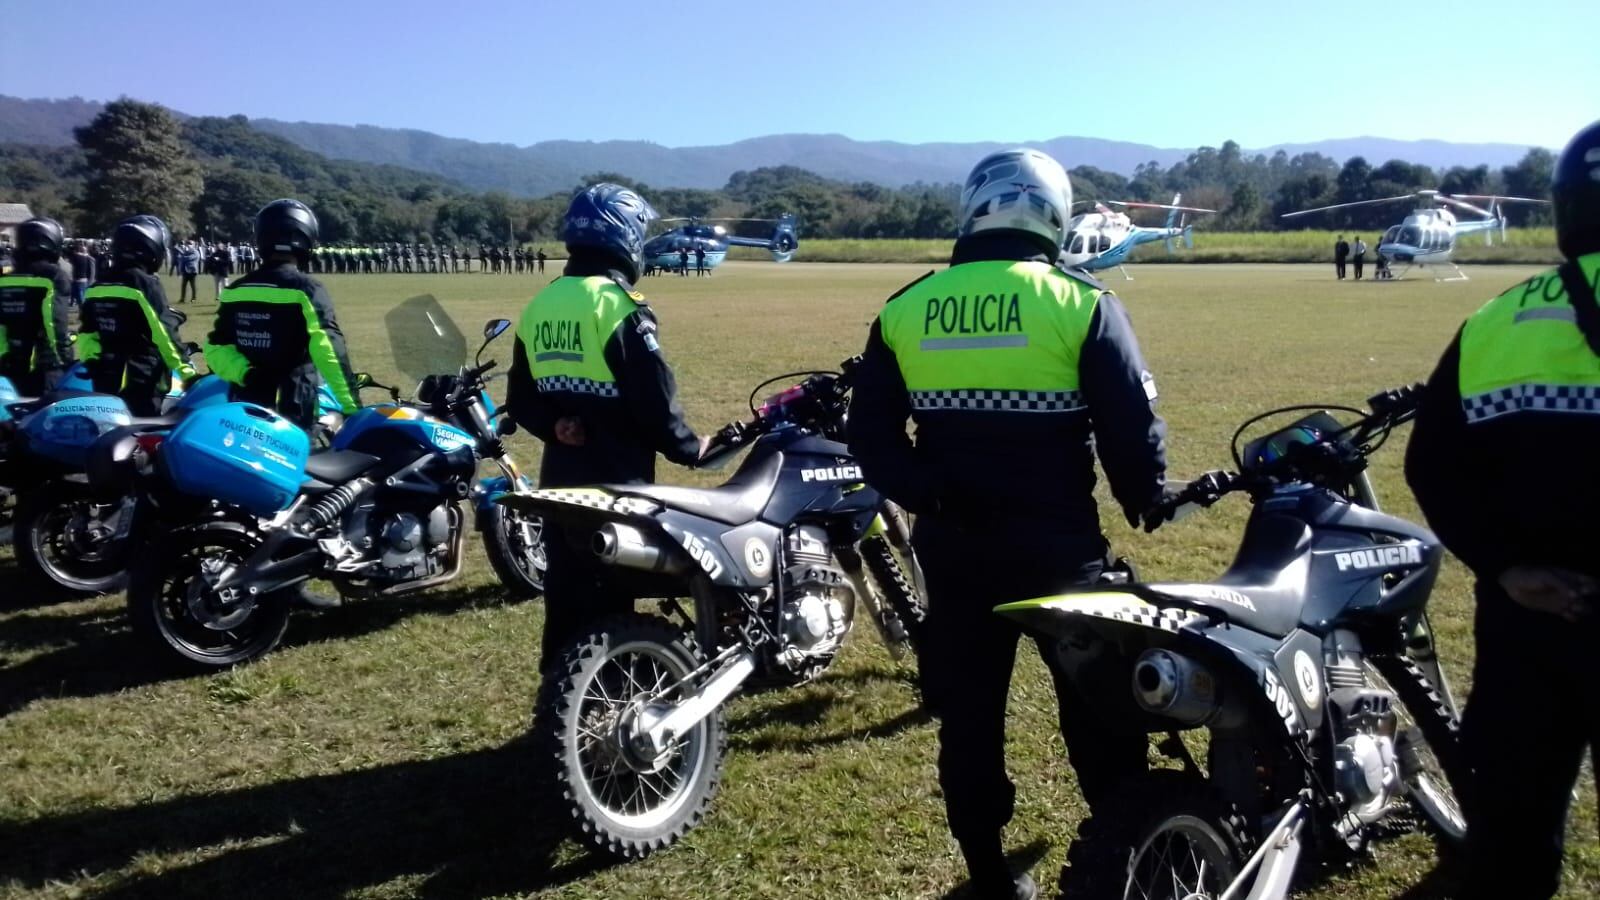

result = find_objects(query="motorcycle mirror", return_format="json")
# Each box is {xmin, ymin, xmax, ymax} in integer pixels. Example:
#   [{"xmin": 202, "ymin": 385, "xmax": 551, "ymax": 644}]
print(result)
[
  {"xmin": 354, "ymin": 372, "xmax": 374, "ymax": 388},
  {"xmin": 183, "ymin": 342, "xmax": 202, "ymax": 356},
  {"xmin": 483, "ymin": 319, "xmax": 512, "ymax": 341},
  {"xmin": 496, "ymin": 416, "xmax": 518, "ymax": 437}
]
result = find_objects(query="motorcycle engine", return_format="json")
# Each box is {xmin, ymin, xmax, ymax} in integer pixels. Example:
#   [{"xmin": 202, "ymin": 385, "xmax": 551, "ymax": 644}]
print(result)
[
  {"xmin": 1328, "ymin": 678, "xmax": 1403, "ymax": 824},
  {"xmin": 774, "ymin": 524, "xmax": 854, "ymax": 675},
  {"xmin": 376, "ymin": 505, "xmax": 452, "ymax": 579}
]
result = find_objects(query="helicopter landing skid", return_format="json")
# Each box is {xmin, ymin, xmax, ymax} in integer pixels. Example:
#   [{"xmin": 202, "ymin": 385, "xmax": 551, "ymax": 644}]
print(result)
[
  {"xmin": 1435, "ymin": 261, "xmax": 1470, "ymax": 282},
  {"xmin": 1116, "ymin": 265, "xmax": 1134, "ymax": 281}
]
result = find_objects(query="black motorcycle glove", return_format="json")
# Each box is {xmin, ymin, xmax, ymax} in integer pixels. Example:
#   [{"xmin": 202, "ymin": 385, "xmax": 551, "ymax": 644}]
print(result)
[{"xmin": 1128, "ymin": 485, "xmax": 1181, "ymax": 533}]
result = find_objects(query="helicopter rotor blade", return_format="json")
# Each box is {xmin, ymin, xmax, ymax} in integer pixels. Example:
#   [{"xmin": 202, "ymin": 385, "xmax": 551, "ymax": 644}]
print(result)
[
  {"xmin": 1451, "ymin": 194, "xmax": 1552, "ymax": 205},
  {"xmin": 1279, "ymin": 193, "xmax": 1426, "ymax": 218},
  {"xmin": 1436, "ymin": 194, "xmax": 1495, "ymax": 219},
  {"xmin": 1107, "ymin": 200, "xmax": 1218, "ymax": 213}
]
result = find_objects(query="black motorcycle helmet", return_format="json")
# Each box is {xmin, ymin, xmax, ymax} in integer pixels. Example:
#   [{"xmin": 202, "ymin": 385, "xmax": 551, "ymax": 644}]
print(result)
[
  {"xmin": 110, "ymin": 214, "xmax": 171, "ymax": 272},
  {"xmin": 561, "ymin": 183, "xmax": 658, "ymax": 282},
  {"xmin": 14, "ymin": 216, "xmax": 66, "ymax": 264},
  {"xmin": 254, "ymin": 198, "xmax": 319, "ymax": 265},
  {"xmin": 1554, "ymin": 120, "xmax": 1600, "ymax": 260}
]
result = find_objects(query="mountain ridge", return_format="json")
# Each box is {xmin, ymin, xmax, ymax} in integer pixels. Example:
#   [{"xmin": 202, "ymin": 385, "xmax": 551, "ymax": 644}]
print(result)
[{"xmin": 1, "ymin": 95, "xmax": 1548, "ymax": 198}]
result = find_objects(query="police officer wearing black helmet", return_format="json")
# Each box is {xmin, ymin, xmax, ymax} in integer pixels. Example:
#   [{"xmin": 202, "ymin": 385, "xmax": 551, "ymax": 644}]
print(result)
[
  {"xmin": 1406, "ymin": 120, "xmax": 1600, "ymax": 900},
  {"xmin": 78, "ymin": 215, "xmax": 195, "ymax": 416},
  {"xmin": 505, "ymin": 183, "xmax": 705, "ymax": 669},
  {"xmin": 205, "ymin": 199, "xmax": 359, "ymax": 430},
  {"xmin": 849, "ymin": 149, "xmax": 1169, "ymax": 900},
  {"xmin": 0, "ymin": 217, "xmax": 74, "ymax": 395}
]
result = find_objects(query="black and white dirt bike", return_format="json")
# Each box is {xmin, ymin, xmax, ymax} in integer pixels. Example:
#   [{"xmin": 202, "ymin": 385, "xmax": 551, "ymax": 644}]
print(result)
[
  {"xmin": 500, "ymin": 357, "xmax": 926, "ymax": 858},
  {"xmin": 999, "ymin": 384, "xmax": 1469, "ymax": 900}
]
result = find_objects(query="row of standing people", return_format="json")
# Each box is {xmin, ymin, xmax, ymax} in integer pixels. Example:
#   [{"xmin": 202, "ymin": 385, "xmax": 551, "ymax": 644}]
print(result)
[
  {"xmin": 1, "ymin": 119, "xmax": 1597, "ymax": 900},
  {"xmin": 304, "ymin": 245, "xmax": 548, "ymax": 276}
]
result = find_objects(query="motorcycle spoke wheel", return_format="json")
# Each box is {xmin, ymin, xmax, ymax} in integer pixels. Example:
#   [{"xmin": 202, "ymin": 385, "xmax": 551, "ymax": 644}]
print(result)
[
  {"xmin": 575, "ymin": 643, "xmax": 704, "ymax": 831},
  {"xmin": 1125, "ymin": 818, "xmax": 1232, "ymax": 900}
]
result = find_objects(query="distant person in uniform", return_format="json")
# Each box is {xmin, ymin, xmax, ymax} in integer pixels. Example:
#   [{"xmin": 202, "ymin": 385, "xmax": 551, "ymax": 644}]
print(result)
[
  {"xmin": 695, "ymin": 245, "xmax": 707, "ymax": 276},
  {"xmin": 207, "ymin": 241, "xmax": 233, "ymax": 300},
  {"xmin": 1334, "ymin": 234, "xmax": 1349, "ymax": 280},
  {"xmin": 677, "ymin": 245, "xmax": 689, "ymax": 276},
  {"xmin": 1353, "ymin": 236, "xmax": 1368, "ymax": 280},
  {"xmin": 537, "ymin": 247, "xmax": 547, "ymax": 274},
  {"xmin": 0, "ymin": 217, "xmax": 74, "ymax": 394},
  {"xmin": 177, "ymin": 238, "xmax": 202, "ymax": 302}
]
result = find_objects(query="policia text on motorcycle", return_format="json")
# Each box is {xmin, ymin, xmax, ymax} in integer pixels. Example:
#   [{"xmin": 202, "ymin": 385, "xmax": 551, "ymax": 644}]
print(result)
[
  {"xmin": 504, "ymin": 183, "xmax": 706, "ymax": 669},
  {"xmin": 1406, "ymin": 119, "xmax": 1600, "ymax": 900},
  {"xmin": 849, "ymin": 148, "xmax": 1169, "ymax": 900},
  {"xmin": 78, "ymin": 215, "xmax": 195, "ymax": 416},
  {"xmin": 0, "ymin": 217, "xmax": 75, "ymax": 395},
  {"xmin": 205, "ymin": 199, "xmax": 361, "ymax": 430}
]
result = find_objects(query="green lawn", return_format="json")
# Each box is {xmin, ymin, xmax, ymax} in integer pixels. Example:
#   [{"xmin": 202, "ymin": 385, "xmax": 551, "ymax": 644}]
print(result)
[{"xmin": 2, "ymin": 261, "xmax": 1595, "ymax": 899}]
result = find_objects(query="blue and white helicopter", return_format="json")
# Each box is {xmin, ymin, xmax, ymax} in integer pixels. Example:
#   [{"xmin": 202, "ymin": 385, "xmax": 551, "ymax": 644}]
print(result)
[
  {"xmin": 1282, "ymin": 190, "xmax": 1549, "ymax": 281},
  {"xmin": 1059, "ymin": 194, "xmax": 1216, "ymax": 280},
  {"xmin": 641, "ymin": 215, "xmax": 799, "ymax": 275}
]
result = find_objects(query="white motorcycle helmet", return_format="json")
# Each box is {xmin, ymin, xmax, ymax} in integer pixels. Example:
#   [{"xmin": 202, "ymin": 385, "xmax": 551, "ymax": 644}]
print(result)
[{"xmin": 957, "ymin": 149, "xmax": 1073, "ymax": 253}]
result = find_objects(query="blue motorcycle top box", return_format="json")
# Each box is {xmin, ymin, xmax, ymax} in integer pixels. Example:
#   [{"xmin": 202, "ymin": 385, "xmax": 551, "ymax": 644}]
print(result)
[
  {"xmin": 162, "ymin": 402, "xmax": 311, "ymax": 516},
  {"xmin": 20, "ymin": 394, "xmax": 133, "ymax": 467}
]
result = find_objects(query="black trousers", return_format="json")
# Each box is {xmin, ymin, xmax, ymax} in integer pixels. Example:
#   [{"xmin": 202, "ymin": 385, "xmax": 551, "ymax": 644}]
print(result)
[
  {"xmin": 179, "ymin": 273, "xmax": 197, "ymax": 302},
  {"xmin": 1335, "ymin": 259, "xmax": 1347, "ymax": 278},
  {"xmin": 914, "ymin": 517, "xmax": 1148, "ymax": 849},
  {"xmin": 538, "ymin": 522, "xmax": 632, "ymax": 671},
  {"xmin": 1353, "ymin": 256, "xmax": 1365, "ymax": 279},
  {"xmin": 1462, "ymin": 585, "xmax": 1600, "ymax": 900}
]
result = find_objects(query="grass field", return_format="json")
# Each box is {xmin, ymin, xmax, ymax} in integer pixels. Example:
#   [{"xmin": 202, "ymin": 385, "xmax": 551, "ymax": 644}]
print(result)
[
  {"xmin": 3, "ymin": 261, "xmax": 1597, "ymax": 899},
  {"xmin": 729, "ymin": 230, "xmax": 1561, "ymax": 266}
]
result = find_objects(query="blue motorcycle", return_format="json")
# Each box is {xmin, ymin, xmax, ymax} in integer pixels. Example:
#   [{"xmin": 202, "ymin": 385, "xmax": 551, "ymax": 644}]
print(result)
[
  {"xmin": 123, "ymin": 305, "xmax": 545, "ymax": 669},
  {"xmin": 0, "ymin": 368, "xmax": 142, "ymax": 597}
]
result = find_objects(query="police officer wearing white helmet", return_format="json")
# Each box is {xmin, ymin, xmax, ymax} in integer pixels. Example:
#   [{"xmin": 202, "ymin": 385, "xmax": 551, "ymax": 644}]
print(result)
[{"xmin": 849, "ymin": 149, "xmax": 1170, "ymax": 898}]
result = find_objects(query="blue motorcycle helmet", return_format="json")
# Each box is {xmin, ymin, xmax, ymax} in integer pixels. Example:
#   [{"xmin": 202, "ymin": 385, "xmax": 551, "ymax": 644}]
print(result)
[{"xmin": 560, "ymin": 183, "xmax": 658, "ymax": 282}]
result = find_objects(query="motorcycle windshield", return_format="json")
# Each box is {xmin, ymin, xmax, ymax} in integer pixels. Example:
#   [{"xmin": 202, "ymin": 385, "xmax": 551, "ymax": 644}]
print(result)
[{"xmin": 385, "ymin": 294, "xmax": 469, "ymax": 385}]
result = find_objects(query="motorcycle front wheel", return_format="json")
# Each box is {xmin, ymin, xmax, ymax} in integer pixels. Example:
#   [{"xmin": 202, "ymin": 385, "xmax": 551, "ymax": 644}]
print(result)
[
  {"xmin": 1368, "ymin": 657, "xmax": 1469, "ymax": 844},
  {"xmin": 127, "ymin": 521, "xmax": 292, "ymax": 670},
  {"xmin": 533, "ymin": 613, "xmax": 725, "ymax": 859},
  {"xmin": 481, "ymin": 504, "xmax": 545, "ymax": 598},
  {"xmin": 14, "ymin": 483, "xmax": 135, "ymax": 598}
]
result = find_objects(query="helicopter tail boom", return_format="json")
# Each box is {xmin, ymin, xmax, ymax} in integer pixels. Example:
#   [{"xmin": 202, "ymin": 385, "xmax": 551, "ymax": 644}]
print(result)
[{"xmin": 724, "ymin": 213, "xmax": 800, "ymax": 262}]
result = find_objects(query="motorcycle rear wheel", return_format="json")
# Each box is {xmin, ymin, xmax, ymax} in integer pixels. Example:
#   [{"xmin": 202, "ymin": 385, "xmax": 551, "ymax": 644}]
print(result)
[
  {"xmin": 1061, "ymin": 771, "xmax": 1248, "ymax": 900},
  {"xmin": 14, "ymin": 484, "xmax": 134, "ymax": 599},
  {"xmin": 127, "ymin": 522, "xmax": 292, "ymax": 670},
  {"xmin": 533, "ymin": 613, "xmax": 725, "ymax": 859}
]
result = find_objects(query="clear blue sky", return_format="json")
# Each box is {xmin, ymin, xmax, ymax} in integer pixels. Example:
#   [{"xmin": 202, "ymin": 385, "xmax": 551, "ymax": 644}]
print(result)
[{"xmin": 3, "ymin": 0, "xmax": 1595, "ymax": 151}]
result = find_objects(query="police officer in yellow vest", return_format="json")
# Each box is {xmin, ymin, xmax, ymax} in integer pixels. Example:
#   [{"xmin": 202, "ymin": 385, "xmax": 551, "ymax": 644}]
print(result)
[
  {"xmin": 79, "ymin": 215, "xmax": 195, "ymax": 416},
  {"xmin": 205, "ymin": 199, "xmax": 359, "ymax": 430},
  {"xmin": 0, "ymin": 217, "xmax": 74, "ymax": 396},
  {"xmin": 506, "ymin": 183, "xmax": 704, "ymax": 668},
  {"xmin": 1406, "ymin": 121, "xmax": 1600, "ymax": 900},
  {"xmin": 849, "ymin": 150, "xmax": 1169, "ymax": 899}
]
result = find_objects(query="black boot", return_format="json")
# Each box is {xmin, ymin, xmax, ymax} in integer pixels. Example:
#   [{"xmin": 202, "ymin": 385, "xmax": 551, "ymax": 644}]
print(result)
[{"xmin": 960, "ymin": 835, "xmax": 1037, "ymax": 900}]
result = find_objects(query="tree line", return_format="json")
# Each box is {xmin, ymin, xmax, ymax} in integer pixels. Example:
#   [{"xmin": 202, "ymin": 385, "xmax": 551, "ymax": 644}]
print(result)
[{"xmin": 0, "ymin": 100, "xmax": 1556, "ymax": 243}]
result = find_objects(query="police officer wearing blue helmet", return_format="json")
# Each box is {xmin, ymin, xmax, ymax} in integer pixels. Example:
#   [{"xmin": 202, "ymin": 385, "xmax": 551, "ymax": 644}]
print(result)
[{"xmin": 506, "ymin": 183, "xmax": 706, "ymax": 668}]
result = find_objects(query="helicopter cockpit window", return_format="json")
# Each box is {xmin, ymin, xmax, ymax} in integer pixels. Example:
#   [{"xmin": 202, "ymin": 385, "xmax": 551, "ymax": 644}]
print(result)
[
  {"xmin": 1069, "ymin": 233, "xmax": 1088, "ymax": 255},
  {"xmin": 1097, "ymin": 234, "xmax": 1112, "ymax": 253},
  {"xmin": 1399, "ymin": 226, "xmax": 1422, "ymax": 247},
  {"xmin": 1064, "ymin": 231, "xmax": 1079, "ymax": 253},
  {"xmin": 1382, "ymin": 226, "xmax": 1400, "ymax": 245}
]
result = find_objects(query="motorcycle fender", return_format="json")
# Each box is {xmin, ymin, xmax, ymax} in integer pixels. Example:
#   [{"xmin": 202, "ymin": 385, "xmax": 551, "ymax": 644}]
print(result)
[
  {"xmin": 993, "ymin": 590, "xmax": 1206, "ymax": 642},
  {"xmin": 473, "ymin": 473, "xmax": 533, "ymax": 519}
]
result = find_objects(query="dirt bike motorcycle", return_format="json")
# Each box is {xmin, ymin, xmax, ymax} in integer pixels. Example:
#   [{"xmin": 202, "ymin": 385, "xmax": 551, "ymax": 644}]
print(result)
[
  {"xmin": 998, "ymin": 384, "xmax": 1468, "ymax": 900},
  {"xmin": 500, "ymin": 357, "xmax": 926, "ymax": 858},
  {"xmin": 121, "ymin": 305, "xmax": 546, "ymax": 669}
]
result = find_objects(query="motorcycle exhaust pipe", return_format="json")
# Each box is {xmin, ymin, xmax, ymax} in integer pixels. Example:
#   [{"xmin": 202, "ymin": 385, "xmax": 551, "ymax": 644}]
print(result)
[
  {"xmin": 1133, "ymin": 648, "xmax": 1221, "ymax": 726},
  {"xmin": 593, "ymin": 522, "xmax": 687, "ymax": 575}
]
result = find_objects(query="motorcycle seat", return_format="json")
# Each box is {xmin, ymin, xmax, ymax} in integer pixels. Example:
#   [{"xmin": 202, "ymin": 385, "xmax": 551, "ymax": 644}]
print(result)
[
  {"xmin": 608, "ymin": 451, "xmax": 783, "ymax": 526},
  {"xmin": 302, "ymin": 449, "xmax": 382, "ymax": 485}
]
